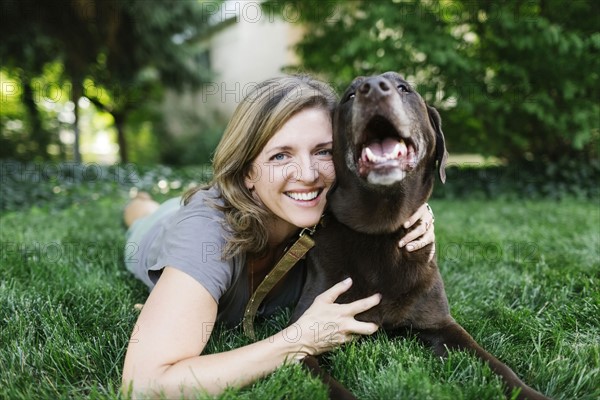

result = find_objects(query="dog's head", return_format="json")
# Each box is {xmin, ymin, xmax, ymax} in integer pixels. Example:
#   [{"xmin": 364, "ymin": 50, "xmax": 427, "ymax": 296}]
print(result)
[{"xmin": 333, "ymin": 72, "xmax": 448, "ymax": 189}]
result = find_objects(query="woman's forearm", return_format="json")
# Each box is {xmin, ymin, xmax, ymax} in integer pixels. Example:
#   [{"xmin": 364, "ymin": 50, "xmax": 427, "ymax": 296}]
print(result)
[{"xmin": 127, "ymin": 328, "xmax": 306, "ymax": 398}]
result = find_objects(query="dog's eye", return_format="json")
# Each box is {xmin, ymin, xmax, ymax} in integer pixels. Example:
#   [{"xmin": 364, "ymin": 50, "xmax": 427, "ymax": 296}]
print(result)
[
  {"xmin": 398, "ymin": 84, "xmax": 410, "ymax": 93},
  {"xmin": 346, "ymin": 92, "xmax": 356, "ymax": 102}
]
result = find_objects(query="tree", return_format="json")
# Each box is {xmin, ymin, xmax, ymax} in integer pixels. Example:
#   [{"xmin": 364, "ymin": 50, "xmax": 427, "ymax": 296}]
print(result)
[
  {"xmin": 264, "ymin": 0, "xmax": 600, "ymax": 162},
  {"xmin": 82, "ymin": 0, "xmax": 216, "ymax": 163},
  {"xmin": 1, "ymin": 0, "xmax": 109, "ymax": 162},
  {"xmin": 0, "ymin": 2, "xmax": 65, "ymax": 161},
  {"xmin": 1, "ymin": 0, "xmax": 218, "ymax": 163}
]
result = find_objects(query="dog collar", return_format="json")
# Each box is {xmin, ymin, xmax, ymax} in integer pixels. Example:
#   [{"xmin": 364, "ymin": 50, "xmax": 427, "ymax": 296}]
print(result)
[{"xmin": 242, "ymin": 225, "xmax": 317, "ymax": 340}]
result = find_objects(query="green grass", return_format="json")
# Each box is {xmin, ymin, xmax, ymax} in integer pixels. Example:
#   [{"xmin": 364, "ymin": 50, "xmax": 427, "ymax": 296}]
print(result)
[{"xmin": 1, "ymin": 186, "xmax": 598, "ymax": 399}]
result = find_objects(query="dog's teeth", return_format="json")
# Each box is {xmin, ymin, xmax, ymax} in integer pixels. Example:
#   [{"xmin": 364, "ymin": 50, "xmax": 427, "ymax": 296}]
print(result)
[
  {"xmin": 361, "ymin": 147, "xmax": 368, "ymax": 162},
  {"xmin": 382, "ymin": 142, "xmax": 408, "ymax": 160},
  {"xmin": 399, "ymin": 141, "xmax": 408, "ymax": 157},
  {"xmin": 365, "ymin": 144, "xmax": 412, "ymax": 163},
  {"xmin": 365, "ymin": 147, "xmax": 378, "ymax": 162},
  {"xmin": 385, "ymin": 143, "xmax": 402, "ymax": 159},
  {"xmin": 370, "ymin": 148, "xmax": 388, "ymax": 163}
]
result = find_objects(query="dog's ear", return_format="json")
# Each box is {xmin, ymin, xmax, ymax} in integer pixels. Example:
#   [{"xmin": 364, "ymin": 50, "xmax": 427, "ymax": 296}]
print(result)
[{"xmin": 427, "ymin": 105, "xmax": 449, "ymax": 184}]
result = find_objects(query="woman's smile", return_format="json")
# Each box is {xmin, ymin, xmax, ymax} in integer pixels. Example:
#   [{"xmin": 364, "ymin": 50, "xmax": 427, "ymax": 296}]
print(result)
[{"xmin": 284, "ymin": 188, "xmax": 323, "ymax": 203}]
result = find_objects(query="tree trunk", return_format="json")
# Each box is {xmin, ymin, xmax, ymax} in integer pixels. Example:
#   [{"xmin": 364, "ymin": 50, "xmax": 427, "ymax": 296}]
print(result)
[
  {"xmin": 114, "ymin": 113, "xmax": 128, "ymax": 164},
  {"xmin": 22, "ymin": 76, "xmax": 49, "ymax": 159},
  {"xmin": 72, "ymin": 81, "xmax": 82, "ymax": 163}
]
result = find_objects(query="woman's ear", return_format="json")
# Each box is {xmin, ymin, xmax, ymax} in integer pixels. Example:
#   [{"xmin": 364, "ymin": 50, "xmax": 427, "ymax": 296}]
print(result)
[
  {"xmin": 244, "ymin": 175, "xmax": 254, "ymax": 191},
  {"xmin": 245, "ymin": 163, "xmax": 259, "ymax": 191}
]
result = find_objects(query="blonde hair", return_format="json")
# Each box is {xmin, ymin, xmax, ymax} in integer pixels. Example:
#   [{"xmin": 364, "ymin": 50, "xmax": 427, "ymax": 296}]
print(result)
[{"xmin": 183, "ymin": 75, "xmax": 337, "ymax": 259}]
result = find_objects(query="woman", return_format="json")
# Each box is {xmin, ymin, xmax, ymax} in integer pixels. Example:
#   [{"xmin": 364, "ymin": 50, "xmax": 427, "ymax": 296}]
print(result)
[{"xmin": 121, "ymin": 75, "xmax": 435, "ymax": 398}]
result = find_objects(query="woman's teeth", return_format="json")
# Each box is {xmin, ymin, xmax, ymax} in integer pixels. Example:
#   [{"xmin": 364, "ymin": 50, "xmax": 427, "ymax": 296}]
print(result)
[{"xmin": 285, "ymin": 190, "xmax": 320, "ymax": 201}]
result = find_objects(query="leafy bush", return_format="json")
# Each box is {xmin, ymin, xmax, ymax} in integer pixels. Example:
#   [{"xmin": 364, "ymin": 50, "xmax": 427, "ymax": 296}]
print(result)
[
  {"xmin": 433, "ymin": 158, "xmax": 600, "ymax": 200},
  {"xmin": 0, "ymin": 160, "xmax": 212, "ymax": 212}
]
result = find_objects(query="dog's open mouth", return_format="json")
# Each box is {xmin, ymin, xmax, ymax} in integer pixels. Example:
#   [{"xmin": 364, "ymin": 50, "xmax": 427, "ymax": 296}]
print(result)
[{"xmin": 356, "ymin": 115, "xmax": 417, "ymax": 185}]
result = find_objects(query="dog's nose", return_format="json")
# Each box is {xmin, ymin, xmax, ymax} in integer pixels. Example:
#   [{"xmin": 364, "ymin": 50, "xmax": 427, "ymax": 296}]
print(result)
[{"xmin": 358, "ymin": 77, "xmax": 391, "ymax": 99}]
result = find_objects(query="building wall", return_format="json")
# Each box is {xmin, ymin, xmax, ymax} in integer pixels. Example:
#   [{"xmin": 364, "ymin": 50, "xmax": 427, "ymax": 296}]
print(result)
[
  {"xmin": 209, "ymin": 17, "xmax": 301, "ymax": 115},
  {"xmin": 162, "ymin": 10, "xmax": 303, "ymax": 137}
]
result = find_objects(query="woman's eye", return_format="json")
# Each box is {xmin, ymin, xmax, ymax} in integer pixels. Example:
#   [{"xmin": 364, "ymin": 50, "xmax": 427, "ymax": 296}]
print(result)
[
  {"xmin": 317, "ymin": 149, "xmax": 333, "ymax": 157},
  {"xmin": 270, "ymin": 153, "xmax": 287, "ymax": 161}
]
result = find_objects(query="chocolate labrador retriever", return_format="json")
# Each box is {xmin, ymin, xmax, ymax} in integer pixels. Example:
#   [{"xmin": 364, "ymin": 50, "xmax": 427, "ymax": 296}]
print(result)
[{"xmin": 292, "ymin": 72, "xmax": 549, "ymax": 400}]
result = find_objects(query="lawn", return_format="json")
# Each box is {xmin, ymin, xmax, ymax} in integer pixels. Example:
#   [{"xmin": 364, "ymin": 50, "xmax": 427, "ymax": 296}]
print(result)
[{"xmin": 1, "ymin": 177, "xmax": 598, "ymax": 399}]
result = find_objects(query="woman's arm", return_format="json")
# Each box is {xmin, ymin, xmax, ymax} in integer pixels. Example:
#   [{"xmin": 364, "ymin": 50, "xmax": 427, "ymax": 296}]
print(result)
[{"xmin": 122, "ymin": 267, "xmax": 380, "ymax": 398}]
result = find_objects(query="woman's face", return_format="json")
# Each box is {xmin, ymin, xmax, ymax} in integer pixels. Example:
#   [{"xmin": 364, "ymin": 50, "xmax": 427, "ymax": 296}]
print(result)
[{"xmin": 246, "ymin": 107, "xmax": 335, "ymax": 238}]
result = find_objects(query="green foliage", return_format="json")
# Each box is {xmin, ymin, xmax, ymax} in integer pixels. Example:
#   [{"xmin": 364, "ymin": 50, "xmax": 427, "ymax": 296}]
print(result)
[
  {"xmin": 0, "ymin": 160, "xmax": 213, "ymax": 212},
  {"xmin": 157, "ymin": 119, "xmax": 226, "ymax": 167},
  {"xmin": 433, "ymin": 158, "xmax": 600, "ymax": 200},
  {"xmin": 0, "ymin": 0, "xmax": 219, "ymax": 162},
  {"xmin": 0, "ymin": 66, "xmax": 69, "ymax": 161},
  {"xmin": 1, "ymin": 170, "xmax": 598, "ymax": 398},
  {"xmin": 264, "ymin": 0, "xmax": 600, "ymax": 162}
]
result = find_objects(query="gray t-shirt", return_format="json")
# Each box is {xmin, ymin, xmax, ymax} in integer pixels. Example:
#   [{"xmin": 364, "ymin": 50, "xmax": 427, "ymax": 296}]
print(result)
[{"xmin": 126, "ymin": 187, "xmax": 306, "ymax": 327}]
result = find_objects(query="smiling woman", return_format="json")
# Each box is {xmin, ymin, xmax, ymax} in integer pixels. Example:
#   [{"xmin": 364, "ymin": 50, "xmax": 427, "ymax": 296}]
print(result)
[
  {"xmin": 246, "ymin": 107, "xmax": 334, "ymax": 233},
  {"xmin": 120, "ymin": 75, "xmax": 435, "ymax": 398}
]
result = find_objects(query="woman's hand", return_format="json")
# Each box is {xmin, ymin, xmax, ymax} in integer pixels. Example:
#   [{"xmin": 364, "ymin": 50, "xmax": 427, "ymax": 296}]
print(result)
[
  {"xmin": 288, "ymin": 278, "xmax": 380, "ymax": 360},
  {"xmin": 399, "ymin": 203, "xmax": 435, "ymax": 255}
]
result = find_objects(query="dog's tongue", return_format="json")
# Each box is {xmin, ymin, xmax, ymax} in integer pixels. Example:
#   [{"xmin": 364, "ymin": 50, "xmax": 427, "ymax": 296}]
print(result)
[{"xmin": 365, "ymin": 137, "xmax": 406, "ymax": 158}]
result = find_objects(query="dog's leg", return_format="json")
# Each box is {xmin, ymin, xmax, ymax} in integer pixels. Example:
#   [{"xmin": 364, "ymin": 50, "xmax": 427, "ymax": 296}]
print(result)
[
  {"xmin": 301, "ymin": 356, "xmax": 358, "ymax": 400},
  {"xmin": 417, "ymin": 323, "xmax": 550, "ymax": 400}
]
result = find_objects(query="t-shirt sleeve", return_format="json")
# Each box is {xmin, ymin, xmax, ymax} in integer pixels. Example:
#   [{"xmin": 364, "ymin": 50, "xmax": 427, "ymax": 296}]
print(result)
[{"xmin": 148, "ymin": 195, "xmax": 233, "ymax": 304}]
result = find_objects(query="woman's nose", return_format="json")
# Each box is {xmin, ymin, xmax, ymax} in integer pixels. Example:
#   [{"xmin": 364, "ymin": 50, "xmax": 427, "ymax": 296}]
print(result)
[{"xmin": 285, "ymin": 156, "xmax": 318, "ymax": 183}]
